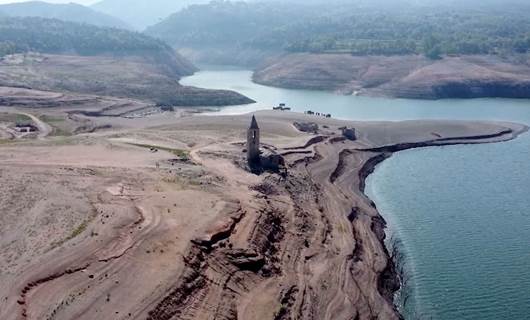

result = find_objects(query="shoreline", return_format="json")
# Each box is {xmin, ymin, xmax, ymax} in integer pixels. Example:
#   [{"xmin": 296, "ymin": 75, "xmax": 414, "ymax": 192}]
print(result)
[
  {"xmin": 355, "ymin": 124, "xmax": 528, "ymax": 316},
  {"xmin": 268, "ymin": 114, "xmax": 528, "ymax": 318}
]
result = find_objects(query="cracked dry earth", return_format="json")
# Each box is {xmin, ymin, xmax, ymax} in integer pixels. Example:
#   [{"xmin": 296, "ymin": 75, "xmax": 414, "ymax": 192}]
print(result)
[{"xmin": 0, "ymin": 111, "xmax": 526, "ymax": 320}]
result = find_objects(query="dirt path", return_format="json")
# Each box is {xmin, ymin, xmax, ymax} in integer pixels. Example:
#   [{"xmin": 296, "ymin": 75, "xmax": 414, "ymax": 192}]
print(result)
[
  {"xmin": 20, "ymin": 111, "xmax": 52, "ymax": 139},
  {"xmin": 0, "ymin": 108, "xmax": 52, "ymax": 139}
]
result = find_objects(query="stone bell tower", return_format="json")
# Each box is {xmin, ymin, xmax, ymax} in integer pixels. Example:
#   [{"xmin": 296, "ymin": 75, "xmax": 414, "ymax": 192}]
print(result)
[{"xmin": 247, "ymin": 115, "xmax": 260, "ymax": 164}]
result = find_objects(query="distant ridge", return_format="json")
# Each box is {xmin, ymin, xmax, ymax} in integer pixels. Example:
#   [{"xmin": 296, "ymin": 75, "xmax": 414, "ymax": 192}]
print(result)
[
  {"xmin": 92, "ymin": 0, "xmax": 210, "ymax": 30},
  {"xmin": 0, "ymin": 1, "xmax": 131, "ymax": 29}
]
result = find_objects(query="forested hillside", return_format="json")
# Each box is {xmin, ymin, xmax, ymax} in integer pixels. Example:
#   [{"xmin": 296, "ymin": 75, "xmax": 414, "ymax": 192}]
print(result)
[
  {"xmin": 145, "ymin": 2, "xmax": 304, "ymax": 50},
  {"xmin": 92, "ymin": 0, "xmax": 210, "ymax": 30},
  {"xmin": 147, "ymin": 0, "xmax": 530, "ymax": 58},
  {"xmin": 0, "ymin": 16, "xmax": 194, "ymax": 75}
]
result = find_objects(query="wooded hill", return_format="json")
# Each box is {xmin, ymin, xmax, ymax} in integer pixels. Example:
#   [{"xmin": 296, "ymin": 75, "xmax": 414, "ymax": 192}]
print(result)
[
  {"xmin": 0, "ymin": 16, "xmax": 194, "ymax": 75},
  {"xmin": 0, "ymin": 1, "xmax": 130, "ymax": 29},
  {"xmin": 146, "ymin": 0, "xmax": 530, "ymax": 58}
]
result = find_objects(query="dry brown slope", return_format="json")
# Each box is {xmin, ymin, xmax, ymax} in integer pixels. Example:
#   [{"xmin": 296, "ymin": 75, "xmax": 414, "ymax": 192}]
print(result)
[{"xmin": 0, "ymin": 53, "xmax": 254, "ymax": 106}]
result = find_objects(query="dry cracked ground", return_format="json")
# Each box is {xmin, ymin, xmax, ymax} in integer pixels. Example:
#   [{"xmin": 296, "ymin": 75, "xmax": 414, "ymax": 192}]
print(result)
[{"xmin": 0, "ymin": 92, "xmax": 526, "ymax": 320}]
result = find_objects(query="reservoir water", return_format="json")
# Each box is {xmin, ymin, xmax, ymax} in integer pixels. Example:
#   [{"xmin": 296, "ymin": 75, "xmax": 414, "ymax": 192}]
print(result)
[{"xmin": 181, "ymin": 67, "xmax": 530, "ymax": 319}]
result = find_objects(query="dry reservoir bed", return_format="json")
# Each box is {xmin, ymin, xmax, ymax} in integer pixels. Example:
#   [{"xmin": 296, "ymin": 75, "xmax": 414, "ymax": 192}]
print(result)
[{"xmin": 0, "ymin": 109, "xmax": 526, "ymax": 320}]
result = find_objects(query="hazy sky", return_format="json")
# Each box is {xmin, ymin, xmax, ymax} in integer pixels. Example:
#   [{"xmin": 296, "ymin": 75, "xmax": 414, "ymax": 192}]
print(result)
[{"xmin": 0, "ymin": 0, "xmax": 99, "ymax": 4}]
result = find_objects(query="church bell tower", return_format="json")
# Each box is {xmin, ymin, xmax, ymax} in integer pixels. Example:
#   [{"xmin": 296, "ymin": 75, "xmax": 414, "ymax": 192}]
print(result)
[{"xmin": 247, "ymin": 115, "xmax": 260, "ymax": 164}]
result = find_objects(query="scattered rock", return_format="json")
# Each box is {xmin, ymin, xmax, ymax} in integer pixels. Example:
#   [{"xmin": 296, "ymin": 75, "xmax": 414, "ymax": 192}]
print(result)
[{"xmin": 293, "ymin": 121, "xmax": 318, "ymax": 133}]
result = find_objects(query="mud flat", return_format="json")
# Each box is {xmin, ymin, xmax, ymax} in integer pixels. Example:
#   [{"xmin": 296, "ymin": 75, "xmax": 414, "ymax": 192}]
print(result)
[{"xmin": 0, "ymin": 107, "xmax": 526, "ymax": 320}]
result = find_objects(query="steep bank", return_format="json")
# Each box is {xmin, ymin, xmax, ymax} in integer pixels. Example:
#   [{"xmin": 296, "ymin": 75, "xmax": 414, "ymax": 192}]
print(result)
[{"xmin": 253, "ymin": 54, "xmax": 530, "ymax": 99}]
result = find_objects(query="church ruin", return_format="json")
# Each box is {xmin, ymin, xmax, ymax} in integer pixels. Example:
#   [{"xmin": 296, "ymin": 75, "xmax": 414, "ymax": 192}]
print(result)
[{"xmin": 246, "ymin": 115, "xmax": 285, "ymax": 172}]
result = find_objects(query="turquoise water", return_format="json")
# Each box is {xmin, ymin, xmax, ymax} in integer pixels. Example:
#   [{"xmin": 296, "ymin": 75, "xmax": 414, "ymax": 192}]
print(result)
[
  {"xmin": 181, "ymin": 66, "xmax": 530, "ymax": 122},
  {"xmin": 365, "ymin": 137, "xmax": 530, "ymax": 320},
  {"xmin": 182, "ymin": 67, "xmax": 530, "ymax": 319}
]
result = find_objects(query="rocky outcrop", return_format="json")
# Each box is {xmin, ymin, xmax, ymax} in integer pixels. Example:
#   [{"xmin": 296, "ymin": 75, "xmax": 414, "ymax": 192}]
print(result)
[{"xmin": 253, "ymin": 53, "xmax": 530, "ymax": 99}]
